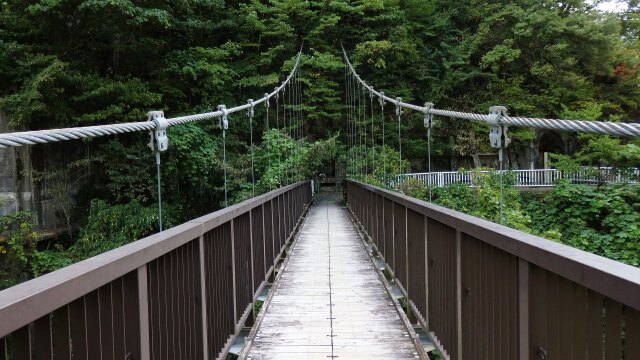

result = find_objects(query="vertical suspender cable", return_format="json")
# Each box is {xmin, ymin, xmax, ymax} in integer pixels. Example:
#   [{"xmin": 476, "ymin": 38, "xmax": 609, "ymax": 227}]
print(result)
[
  {"xmin": 248, "ymin": 100, "xmax": 255, "ymax": 197},
  {"xmin": 350, "ymin": 73, "xmax": 355, "ymax": 176},
  {"xmin": 298, "ymin": 69, "xmax": 302, "ymax": 140},
  {"xmin": 424, "ymin": 104, "xmax": 434, "ymax": 202},
  {"xmin": 347, "ymin": 71, "xmax": 353, "ymax": 175},
  {"xmin": 363, "ymin": 85, "xmax": 368, "ymax": 175},
  {"xmin": 379, "ymin": 93, "xmax": 386, "ymax": 184},
  {"xmin": 218, "ymin": 105, "xmax": 229, "ymax": 207},
  {"xmin": 428, "ymin": 125, "xmax": 432, "ymax": 202},
  {"xmin": 155, "ymin": 152, "xmax": 163, "ymax": 231},
  {"xmin": 357, "ymin": 79, "xmax": 361, "ymax": 176},
  {"xmin": 396, "ymin": 98, "xmax": 403, "ymax": 182},
  {"xmin": 292, "ymin": 70, "xmax": 297, "ymax": 140},
  {"xmin": 265, "ymin": 93, "xmax": 273, "ymax": 191},
  {"xmin": 370, "ymin": 89, "xmax": 375, "ymax": 177},
  {"xmin": 275, "ymin": 89, "xmax": 281, "ymax": 185},
  {"xmin": 299, "ymin": 67, "xmax": 304, "ymax": 140}
]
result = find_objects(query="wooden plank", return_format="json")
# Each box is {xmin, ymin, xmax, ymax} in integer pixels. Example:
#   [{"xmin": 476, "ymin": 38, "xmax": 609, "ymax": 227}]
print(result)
[{"xmin": 244, "ymin": 195, "xmax": 422, "ymax": 359}]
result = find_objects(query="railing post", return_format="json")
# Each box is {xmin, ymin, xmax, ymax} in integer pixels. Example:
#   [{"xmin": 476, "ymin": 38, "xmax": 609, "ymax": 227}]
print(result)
[
  {"xmin": 249, "ymin": 210, "xmax": 255, "ymax": 299},
  {"xmin": 137, "ymin": 265, "xmax": 151, "ymax": 360},
  {"xmin": 261, "ymin": 203, "xmax": 267, "ymax": 282},
  {"xmin": 455, "ymin": 230, "xmax": 463, "ymax": 359},
  {"xmin": 230, "ymin": 219, "xmax": 238, "ymax": 327},
  {"xmin": 519, "ymin": 259, "xmax": 530, "ymax": 359},
  {"xmin": 198, "ymin": 235, "xmax": 209, "ymax": 360},
  {"xmin": 424, "ymin": 216, "xmax": 430, "ymax": 331}
]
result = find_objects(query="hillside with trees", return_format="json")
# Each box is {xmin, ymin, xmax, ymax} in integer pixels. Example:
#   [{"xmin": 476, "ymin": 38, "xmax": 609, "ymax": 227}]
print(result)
[{"xmin": 0, "ymin": 0, "xmax": 639, "ymax": 287}]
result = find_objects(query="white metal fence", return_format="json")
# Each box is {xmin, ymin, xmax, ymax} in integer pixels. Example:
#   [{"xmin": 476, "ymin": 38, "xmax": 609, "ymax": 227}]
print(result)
[{"xmin": 398, "ymin": 168, "xmax": 640, "ymax": 188}]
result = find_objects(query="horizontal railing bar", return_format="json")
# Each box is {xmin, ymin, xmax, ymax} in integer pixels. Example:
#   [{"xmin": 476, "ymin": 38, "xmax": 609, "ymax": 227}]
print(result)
[
  {"xmin": 348, "ymin": 179, "xmax": 640, "ymax": 310},
  {"xmin": 0, "ymin": 181, "xmax": 310, "ymax": 338}
]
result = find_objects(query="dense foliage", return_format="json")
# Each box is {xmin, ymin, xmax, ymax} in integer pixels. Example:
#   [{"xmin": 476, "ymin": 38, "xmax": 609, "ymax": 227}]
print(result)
[
  {"xmin": 0, "ymin": 0, "xmax": 639, "ymax": 285},
  {"xmin": 526, "ymin": 181, "xmax": 640, "ymax": 266}
]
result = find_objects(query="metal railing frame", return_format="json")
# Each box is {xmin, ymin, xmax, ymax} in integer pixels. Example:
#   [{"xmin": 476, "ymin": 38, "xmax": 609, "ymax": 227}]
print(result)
[
  {"xmin": 0, "ymin": 181, "xmax": 312, "ymax": 360},
  {"xmin": 346, "ymin": 179, "xmax": 640, "ymax": 360},
  {"xmin": 398, "ymin": 168, "xmax": 640, "ymax": 188}
]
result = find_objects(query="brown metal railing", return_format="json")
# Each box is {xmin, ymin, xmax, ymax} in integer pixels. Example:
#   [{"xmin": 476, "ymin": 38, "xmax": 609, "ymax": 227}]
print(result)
[
  {"xmin": 346, "ymin": 180, "xmax": 640, "ymax": 360},
  {"xmin": 0, "ymin": 181, "xmax": 312, "ymax": 360}
]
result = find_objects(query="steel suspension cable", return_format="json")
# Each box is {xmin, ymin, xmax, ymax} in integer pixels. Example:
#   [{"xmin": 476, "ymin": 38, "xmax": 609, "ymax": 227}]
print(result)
[
  {"xmin": 0, "ymin": 51, "xmax": 303, "ymax": 149},
  {"xmin": 341, "ymin": 46, "xmax": 640, "ymax": 138}
]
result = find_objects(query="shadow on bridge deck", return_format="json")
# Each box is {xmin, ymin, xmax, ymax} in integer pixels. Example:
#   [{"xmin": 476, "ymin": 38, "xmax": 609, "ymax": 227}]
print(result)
[{"xmin": 241, "ymin": 194, "xmax": 424, "ymax": 359}]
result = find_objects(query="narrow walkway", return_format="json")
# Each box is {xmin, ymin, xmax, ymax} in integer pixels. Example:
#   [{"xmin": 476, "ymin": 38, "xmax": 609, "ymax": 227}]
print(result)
[{"xmin": 243, "ymin": 195, "xmax": 421, "ymax": 360}]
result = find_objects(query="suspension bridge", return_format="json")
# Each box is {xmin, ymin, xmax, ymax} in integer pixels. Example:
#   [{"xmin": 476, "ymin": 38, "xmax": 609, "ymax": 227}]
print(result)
[{"xmin": 0, "ymin": 47, "xmax": 639, "ymax": 360}]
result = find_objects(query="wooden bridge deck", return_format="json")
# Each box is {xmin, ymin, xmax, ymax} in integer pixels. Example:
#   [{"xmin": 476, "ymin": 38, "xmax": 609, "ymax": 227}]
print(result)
[{"xmin": 242, "ymin": 195, "xmax": 422, "ymax": 360}]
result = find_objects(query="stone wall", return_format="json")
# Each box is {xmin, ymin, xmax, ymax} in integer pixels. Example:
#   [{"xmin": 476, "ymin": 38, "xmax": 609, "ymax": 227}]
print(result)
[{"xmin": 0, "ymin": 113, "xmax": 35, "ymax": 218}]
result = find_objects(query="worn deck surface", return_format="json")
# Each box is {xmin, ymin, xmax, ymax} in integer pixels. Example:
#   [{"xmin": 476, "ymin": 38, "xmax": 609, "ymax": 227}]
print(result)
[{"xmin": 243, "ymin": 195, "xmax": 421, "ymax": 360}]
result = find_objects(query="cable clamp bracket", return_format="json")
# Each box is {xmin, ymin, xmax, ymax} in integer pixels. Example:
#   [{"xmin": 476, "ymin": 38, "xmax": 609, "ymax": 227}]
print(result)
[
  {"xmin": 487, "ymin": 106, "xmax": 510, "ymax": 149},
  {"xmin": 148, "ymin": 111, "xmax": 168, "ymax": 152},
  {"xmin": 379, "ymin": 92, "xmax": 386, "ymax": 108},
  {"xmin": 217, "ymin": 105, "xmax": 229, "ymax": 131},
  {"xmin": 424, "ymin": 102, "xmax": 434, "ymax": 129},
  {"xmin": 395, "ymin": 98, "xmax": 403, "ymax": 117},
  {"xmin": 247, "ymin": 99, "xmax": 254, "ymax": 118}
]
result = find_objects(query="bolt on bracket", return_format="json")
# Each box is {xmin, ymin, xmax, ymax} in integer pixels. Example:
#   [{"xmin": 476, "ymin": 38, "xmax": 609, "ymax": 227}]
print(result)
[
  {"xmin": 247, "ymin": 99, "xmax": 254, "ymax": 118},
  {"xmin": 395, "ymin": 98, "xmax": 403, "ymax": 117},
  {"xmin": 487, "ymin": 106, "xmax": 510, "ymax": 149},
  {"xmin": 217, "ymin": 105, "xmax": 229, "ymax": 131},
  {"xmin": 424, "ymin": 102, "xmax": 434, "ymax": 129},
  {"xmin": 148, "ymin": 111, "xmax": 168, "ymax": 152}
]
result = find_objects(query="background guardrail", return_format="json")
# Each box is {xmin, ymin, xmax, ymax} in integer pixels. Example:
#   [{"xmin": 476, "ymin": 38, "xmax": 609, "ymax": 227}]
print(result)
[
  {"xmin": 0, "ymin": 181, "xmax": 312, "ymax": 360},
  {"xmin": 399, "ymin": 167, "xmax": 640, "ymax": 188},
  {"xmin": 346, "ymin": 179, "xmax": 640, "ymax": 360}
]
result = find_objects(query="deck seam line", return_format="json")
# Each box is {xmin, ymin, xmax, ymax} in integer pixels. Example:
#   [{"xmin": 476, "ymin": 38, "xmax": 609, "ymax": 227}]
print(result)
[{"xmin": 326, "ymin": 197, "xmax": 336, "ymax": 358}]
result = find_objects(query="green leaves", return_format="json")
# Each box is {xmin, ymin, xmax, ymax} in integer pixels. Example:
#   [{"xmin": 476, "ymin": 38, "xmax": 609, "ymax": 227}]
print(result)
[{"xmin": 526, "ymin": 182, "xmax": 640, "ymax": 266}]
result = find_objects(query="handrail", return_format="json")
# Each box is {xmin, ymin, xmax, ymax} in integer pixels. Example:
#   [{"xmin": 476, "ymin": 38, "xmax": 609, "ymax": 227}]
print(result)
[
  {"xmin": 346, "ymin": 179, "xmax": 640, "ymax": 359},
  {"xmin": 0, "ymin": 181, "xmax": 312, "ymax": 359}
]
